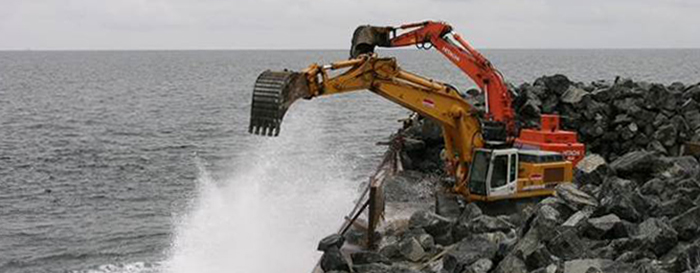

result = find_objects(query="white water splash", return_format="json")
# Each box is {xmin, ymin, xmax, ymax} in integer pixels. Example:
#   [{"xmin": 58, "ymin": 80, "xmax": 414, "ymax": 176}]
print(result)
[{"xmin": 165, "ymin": 104, "xmax": 358, "ymax": 273}]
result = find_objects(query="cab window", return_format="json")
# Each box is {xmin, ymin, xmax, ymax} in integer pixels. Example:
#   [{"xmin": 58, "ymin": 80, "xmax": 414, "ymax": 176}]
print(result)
[
  {"xmin": 491, "ymin": 155, "xmax": 508, "ymax": 188},
  {"xmin": 509, "ymin": 155, "xmax": 517, "ymax": 182}
]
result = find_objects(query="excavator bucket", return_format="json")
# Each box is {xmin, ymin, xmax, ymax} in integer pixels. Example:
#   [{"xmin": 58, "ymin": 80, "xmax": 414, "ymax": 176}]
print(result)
[
  {"xmin": 350, "ymin": 25, "xmax": 392, "ymax": 58},
  {"xmin": 249, "ymin": 70, "xmax": 310, "ymax": 136}
]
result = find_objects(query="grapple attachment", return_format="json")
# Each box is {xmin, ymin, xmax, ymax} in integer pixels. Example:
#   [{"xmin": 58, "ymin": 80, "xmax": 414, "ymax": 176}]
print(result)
[{"xmin": 249, "ymin": 70, "xmax": 310, "ymax": 136}]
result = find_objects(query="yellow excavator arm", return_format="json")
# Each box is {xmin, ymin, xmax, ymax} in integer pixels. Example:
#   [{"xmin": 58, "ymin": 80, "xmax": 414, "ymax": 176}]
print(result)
[{"xmin": 249, "ymin": 54, "xmax": 484, "ymax": 193}]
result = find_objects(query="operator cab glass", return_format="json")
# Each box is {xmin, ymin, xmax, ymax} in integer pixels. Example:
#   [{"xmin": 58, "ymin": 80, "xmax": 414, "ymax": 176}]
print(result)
[
  {"xmin": 468, "ymin": 149, "xmax": 519, "ymax": 199},
  {"xmin": 468, "ymin": 150, "xmax": 490, "ymax": 196}
]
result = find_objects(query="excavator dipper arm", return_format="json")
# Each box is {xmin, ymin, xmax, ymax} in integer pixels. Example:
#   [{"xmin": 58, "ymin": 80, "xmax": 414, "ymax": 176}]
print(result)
[
  {"xmin": 249, "ymin": 54, "xmax": 483, "ymax": 193},
  {"xmin": 351, "ymin": 21, "xmax": 516, "ymax": 140}
]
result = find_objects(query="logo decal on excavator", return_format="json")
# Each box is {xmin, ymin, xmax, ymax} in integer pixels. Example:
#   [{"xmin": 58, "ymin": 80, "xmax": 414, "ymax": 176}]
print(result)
[
  {"xmin": 440, "ymin": 46, "xmax": 461, "ymax": 62},
  {"xmin": 422, "ymin": 99, "xmax": 435, "ymax": 108}
]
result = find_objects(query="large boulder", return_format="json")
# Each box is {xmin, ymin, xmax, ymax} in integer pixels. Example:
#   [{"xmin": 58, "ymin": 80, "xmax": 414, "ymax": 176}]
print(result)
[
  {"xmin": 584, "ymin": 214, "xmax": 625, "ymax": 239},
  {"xmin": 442, "ymin": 236, "xmax": 498, "ymax": 273},
  {"xmin": 398, "ymin": 237, "xmax": 426, "ymax": 262},
  {"xmin": 546, "ymin": 229, "xmax": 588, "ymax": 260},
  {"xmin": 555, "ymin": 183, "xmax": 599, "ymax": 211},
  {"xmin": 524, "ymin": 243, "xmax": 559, "ymax": 270},
  {"xmin": 318, "ymin": 233, "xmax": 345, "ymax": 252},
  {"xmin": 609, "ymin": 151, "xmax": 664, "ymax": 180},
  {"xmin": 635, "ymin": 217, "xmax": 679, "ymax": 257},
  {"xmin": 320, "ymin": 246, "xmax": 350, "ymax": 272},
  {"xmin": 409, "ymin": 210, "xmax": 454, "ymax": 245}
]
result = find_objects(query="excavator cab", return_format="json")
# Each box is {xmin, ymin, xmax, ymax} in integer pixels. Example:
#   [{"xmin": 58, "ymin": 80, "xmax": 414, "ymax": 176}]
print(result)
[
  {"xmin": 467, "ymin": 148, "xmax": 573, "ymax": 201},
  {"xmin": 467, "ymin": 149, "xmax": 519, "ymax": 200}
]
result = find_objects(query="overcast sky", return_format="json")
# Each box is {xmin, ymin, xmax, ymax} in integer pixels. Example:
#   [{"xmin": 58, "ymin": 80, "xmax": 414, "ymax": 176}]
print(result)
[{"xmin": 1, "ymin": 0, "xmax": 698, "ymax": 50}]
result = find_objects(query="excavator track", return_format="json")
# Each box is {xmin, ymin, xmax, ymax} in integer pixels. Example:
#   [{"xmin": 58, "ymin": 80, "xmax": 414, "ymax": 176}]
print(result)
[{"xmin": 249, "ymin": 70, "xmax": 309, "ymax": 136}]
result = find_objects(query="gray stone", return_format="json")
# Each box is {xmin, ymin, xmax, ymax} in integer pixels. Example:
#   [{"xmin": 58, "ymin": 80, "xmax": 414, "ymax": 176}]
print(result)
[
  {"xmin": 561, "ymin": 86, "xmax": 589, "ymax": 104},
  {"xmin": 408, "ymin": 210, "xmax": 453, "ymax": 245},
  {"xmin": 555, "ymin": 183, "xmax": 599, "ymax": 211},
  {"xmin": 654, "ymin": 124, "xmax": 678, "ymax": 148},
  {"xmin": 399, "ymin": 237, "xmax": 425, "ymax": 262},
  {"xmin": 320, "ymin": 246, "xmax": 350, "ymax": 272},
  {"xmin": 468, "ymin": 215, "xmax": 515, "ymax": 234},
  {"xmin": 443, "ymin": 236, "xmax": 498, "ymax": 273},
  {"xmin": 435, "ymin": 192, "xmax": 462, "ymax": 220},
  {"xmin": 585, "ymin": 214, "xmax": 623, "ymax": 239},
  {"xmin": 525, "ymin": 243, "xmax": 559, "ymax": 270},
  {"xmin": 547, "ymin": 229, "xmax": 588, "ymax": 260},
  {"xmin": 563, "ymin": 259, "xmax": 612, "ymax": 273},
  {"xmin": 468, "ymin": 258, "xmax": 493, "ymax": 273},
  {"xmin": 635, "ymin": 217, "xmax": 678, "ymax": 256}
]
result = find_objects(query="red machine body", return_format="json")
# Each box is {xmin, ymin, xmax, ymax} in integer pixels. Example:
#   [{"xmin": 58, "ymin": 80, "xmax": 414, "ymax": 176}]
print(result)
[{"xmin": 514, "ymin": 115, "xmax": 585, "ymax": 165}]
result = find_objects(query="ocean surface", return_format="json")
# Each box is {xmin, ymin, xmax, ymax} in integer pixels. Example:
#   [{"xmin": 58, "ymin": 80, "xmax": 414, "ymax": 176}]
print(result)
[{"xmin": 1, "ymin": 49, "xmax": 699, "ymax": 273}]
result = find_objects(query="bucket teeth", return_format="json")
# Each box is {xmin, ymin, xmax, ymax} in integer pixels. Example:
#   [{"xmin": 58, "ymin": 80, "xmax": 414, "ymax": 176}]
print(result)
[{"xmin": 249, "ymin": 70, "xmax": 308, "ymax": 137}]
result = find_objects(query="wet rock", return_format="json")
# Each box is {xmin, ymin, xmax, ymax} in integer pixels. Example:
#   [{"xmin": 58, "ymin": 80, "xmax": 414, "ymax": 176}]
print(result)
[
  {"xmin": 351, "ymin": 251, "xmax": 391, "ymax": 265},
  {"xmin": 443, "ymin": 236, "xmax": 498, "ymax": 273},
  {"xmin": 399, "ymin": 237, "xmax": 425, "ymax": 262},
  {"xmin": 320, "ymin": 246, "xmax": 350, "ymax": 272},
  {"xmin": 319, "ymin": 234, "xmax": 345, "ymax": 251},
  {"xmin": 670, "ymin": 206, "xmax": 700, "ymax": 241},
  {"xmin": 555, "ymin": 183, "xmax": 599, "ymax": 211}
]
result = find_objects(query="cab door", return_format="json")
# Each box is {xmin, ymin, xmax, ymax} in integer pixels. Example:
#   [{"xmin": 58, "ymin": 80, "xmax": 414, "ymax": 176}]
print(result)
[{"xmin": 487, "ymin": 151, "xmax": 518, "ymax": 198}]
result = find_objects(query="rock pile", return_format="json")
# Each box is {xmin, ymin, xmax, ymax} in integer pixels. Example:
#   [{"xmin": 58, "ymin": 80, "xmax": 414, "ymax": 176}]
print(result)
[
  {"xmin": 318, "ymin": 152, "xmax": 700, "ymax": 273},
  {"xmin": 315, "ymin": 76, "xmax": 700, "ymax": 273},
  {"xmin": 513, "ymin": 75, "xmax": 700, "ymax": 161}
]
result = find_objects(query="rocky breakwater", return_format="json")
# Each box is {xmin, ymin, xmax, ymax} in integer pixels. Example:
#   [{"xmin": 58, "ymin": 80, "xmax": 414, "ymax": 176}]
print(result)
[{"xmin": 315, "ymin": 76, "xmax": 700, "ymax": 273}]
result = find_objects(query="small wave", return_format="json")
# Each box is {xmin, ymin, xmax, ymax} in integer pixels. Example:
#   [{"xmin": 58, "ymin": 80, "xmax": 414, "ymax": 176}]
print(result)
[{"xmin": 71, "ymin": 261, "xmax": 161, "ymax": 273}]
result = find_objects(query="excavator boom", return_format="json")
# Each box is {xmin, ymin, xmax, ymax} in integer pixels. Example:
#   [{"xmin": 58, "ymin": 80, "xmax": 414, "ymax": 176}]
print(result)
[{"xmin": 249, "ymin": 54, "xmax": 483, "ymax": 193}]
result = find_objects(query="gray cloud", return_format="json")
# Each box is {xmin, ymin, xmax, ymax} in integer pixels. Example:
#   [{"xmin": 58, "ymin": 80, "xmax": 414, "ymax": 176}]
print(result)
[{"xmin": 0, "ymin": 0, "xmax": 698, "ymax": 49}]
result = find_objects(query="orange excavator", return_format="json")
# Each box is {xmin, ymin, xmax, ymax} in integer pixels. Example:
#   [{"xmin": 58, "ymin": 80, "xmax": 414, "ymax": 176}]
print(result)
[{"xmin": 248, "ymin": 21, "xmax": 585, "ymax": 202}]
